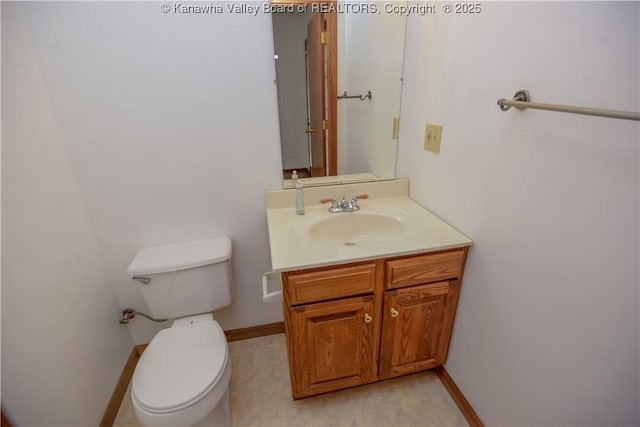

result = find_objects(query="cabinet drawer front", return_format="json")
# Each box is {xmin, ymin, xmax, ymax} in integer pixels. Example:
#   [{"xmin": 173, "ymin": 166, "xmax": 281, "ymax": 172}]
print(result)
[
  {"xmin": 285, "ymin": 263, "xmax": 376, "ymax": 305},
  {"xmin": 385, "ymin": 249, "xmax": 465, "ymax": 289}
]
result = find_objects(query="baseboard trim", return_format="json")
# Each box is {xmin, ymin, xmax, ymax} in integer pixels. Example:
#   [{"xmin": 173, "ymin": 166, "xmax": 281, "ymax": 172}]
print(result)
[
  {"xmin": 224, "ymin": 321, "xmax": 285, "ymax": 342},
  {"xmin": 100, "ymin": 346, "xmax": 141, "ymax": 427},
  {"xmin": 1, "ymin": 410, "xmax": 14, "ymax": 427},
  {"xmin": 435, "ymin": 367, "xmax": 484, "ymax": 427},
  {"xmin": 100, "ymin": 321, "xmax": 285, "ymax": 425},
  {"xmin": 135, "ymin": 344, "xmax": 147, "ymax": 356}
]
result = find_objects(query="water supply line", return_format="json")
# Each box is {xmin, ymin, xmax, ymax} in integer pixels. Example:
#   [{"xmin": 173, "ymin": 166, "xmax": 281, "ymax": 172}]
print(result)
[{"xmin": 119, "ymin": 309, "xmax": 168, "ymax": 325}]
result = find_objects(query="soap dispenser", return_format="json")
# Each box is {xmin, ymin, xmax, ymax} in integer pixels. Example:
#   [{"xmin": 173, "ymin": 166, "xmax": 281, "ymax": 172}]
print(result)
[
  {"xmin": 295, "ymin": 178, "xmax": 305, "ymax": 215},
  {"xmin": 291, "ymin": 170, "xmax": 299, "ymax": 187}
]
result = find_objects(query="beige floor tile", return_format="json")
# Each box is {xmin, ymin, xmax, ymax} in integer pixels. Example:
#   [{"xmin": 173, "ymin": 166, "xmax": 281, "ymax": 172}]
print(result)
[
  {"xmin": 114, "ymin": 333, "xmax": 468, "ymax": 427},
  {"xmin": 113, "ymin": 382, "xmax": 138, "ymax": 427}
]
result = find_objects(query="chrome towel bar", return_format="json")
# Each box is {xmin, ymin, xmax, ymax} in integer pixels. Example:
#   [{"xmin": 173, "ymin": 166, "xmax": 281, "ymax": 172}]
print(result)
[
  {"xmin": 498, "ymin": 90, "xmax": 640, "ymax": 121},
  {"xmin": 337, "ymin": 90, "xmax": 372, "ymax": 101}
]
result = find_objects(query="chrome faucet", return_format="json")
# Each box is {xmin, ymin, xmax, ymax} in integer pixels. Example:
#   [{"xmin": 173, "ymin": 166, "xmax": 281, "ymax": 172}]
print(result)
[{"xmin": 324, "ymin": 194, "xmax": 368, "ymax": 213}]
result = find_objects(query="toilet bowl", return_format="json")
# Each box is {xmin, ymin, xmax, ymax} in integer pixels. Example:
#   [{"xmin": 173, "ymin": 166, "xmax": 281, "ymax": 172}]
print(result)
[{"xmin": 131, "ymin": 314, "xmax": 231, "ymax": 426}]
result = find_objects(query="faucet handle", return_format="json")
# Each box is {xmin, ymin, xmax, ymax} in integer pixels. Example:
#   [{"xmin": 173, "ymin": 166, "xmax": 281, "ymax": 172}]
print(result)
[
  {"xmin": 351, "ymin": 195, "xmax": 360, "ymax": 210},
  {"xmin": 327, "ymin": 197, "xmax": 341, "ymax": 213},
  {"xmin": 321, "ymin": 197, "xmax": 339, "ymax": 207}
]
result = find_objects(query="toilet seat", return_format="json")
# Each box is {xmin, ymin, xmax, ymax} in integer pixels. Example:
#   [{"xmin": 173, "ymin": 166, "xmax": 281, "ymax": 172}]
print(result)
[{"xmin": 132, "ymin": 320, "xmax": 228, "ymax": 414}]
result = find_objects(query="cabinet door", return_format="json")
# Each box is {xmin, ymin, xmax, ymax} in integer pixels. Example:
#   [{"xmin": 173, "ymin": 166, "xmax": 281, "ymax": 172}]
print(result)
[
  {"xmin": 379, "ymin": 281, "xmax": 460, "ymax": 379},
  {"xmin": 288, "ymin": 295, "xmax": 377, "ymax": 398}
]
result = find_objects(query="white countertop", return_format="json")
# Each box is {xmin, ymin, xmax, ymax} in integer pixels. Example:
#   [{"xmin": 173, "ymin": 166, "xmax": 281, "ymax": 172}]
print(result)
[{"xmin": 266, "ymin": 192, "xmax": 472, "ymax": 273}]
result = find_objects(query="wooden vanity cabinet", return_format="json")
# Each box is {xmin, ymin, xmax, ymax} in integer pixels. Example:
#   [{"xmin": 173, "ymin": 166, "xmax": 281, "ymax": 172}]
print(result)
[{"xmin": 282, "ymin": 247, "xmax": 468, "ymax": 399}]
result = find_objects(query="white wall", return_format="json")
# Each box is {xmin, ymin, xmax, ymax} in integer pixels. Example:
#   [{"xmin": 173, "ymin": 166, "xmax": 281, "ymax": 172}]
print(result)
[
  {"xmin": 338, "ymin": 9, "xmax": 405, "ymax": 179},
  {"xmin": 397, "ymin": 2, "xmax": 639, "ymax": 425},
  {"xmin": 19, "ymin": 1, "xmax": 285, "ymax": 344},
  {"xmin": 1, "ymin": 3, "xmax": 134, "ymax": 424},
  {"xmin": 273, "ymin": 10, "xmax": 314, "ymax": 171}
]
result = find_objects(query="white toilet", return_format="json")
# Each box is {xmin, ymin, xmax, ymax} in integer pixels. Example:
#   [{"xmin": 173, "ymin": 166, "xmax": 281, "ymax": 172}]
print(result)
[{"xmin": 127, "ymin": 237, "xmax": 233, "ymax": 427}]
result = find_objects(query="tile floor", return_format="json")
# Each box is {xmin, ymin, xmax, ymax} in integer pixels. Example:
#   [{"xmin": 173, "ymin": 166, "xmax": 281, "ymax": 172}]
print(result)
[{"xmin": 114, "ymin": 333, "xmax": 468, "ymax": 427}]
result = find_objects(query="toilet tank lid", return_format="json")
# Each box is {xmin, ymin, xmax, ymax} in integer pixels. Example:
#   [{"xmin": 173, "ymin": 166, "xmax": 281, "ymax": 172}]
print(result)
[{"xmin": 127, "ymin": 237, "xmax": 232, "ymax": 276}]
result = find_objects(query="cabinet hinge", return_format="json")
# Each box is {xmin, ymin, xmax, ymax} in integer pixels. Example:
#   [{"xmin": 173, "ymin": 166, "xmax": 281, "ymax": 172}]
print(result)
[
  {"xmin": 320, "ymin": 31, "xmax": 328, "ymax": 45},
  {"xmin": 322, "ymin": 119, "xmax": 328, "ymax": 130}
]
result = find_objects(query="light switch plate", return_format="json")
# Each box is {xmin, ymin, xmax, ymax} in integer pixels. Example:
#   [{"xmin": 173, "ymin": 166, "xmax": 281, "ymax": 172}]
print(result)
[{"xmin": 424, "ymin": 123, "xmax": 443, "ymax": 154}]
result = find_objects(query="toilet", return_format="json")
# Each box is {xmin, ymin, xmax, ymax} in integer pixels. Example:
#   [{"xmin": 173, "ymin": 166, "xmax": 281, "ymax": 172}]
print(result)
[{"xmin": 127, "ymin": 237, "xmax": 233, "ymax": 427}]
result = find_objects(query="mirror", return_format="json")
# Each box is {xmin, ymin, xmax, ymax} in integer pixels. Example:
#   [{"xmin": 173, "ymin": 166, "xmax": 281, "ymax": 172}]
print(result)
[{"xmin": 271, "ymin": 1, "xmax": 407, "ymax": 188}]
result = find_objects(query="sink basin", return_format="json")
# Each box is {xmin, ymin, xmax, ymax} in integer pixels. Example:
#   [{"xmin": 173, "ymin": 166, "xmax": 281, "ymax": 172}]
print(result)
[{"xmin": 308, "ymin": 213, "xmax": 404, "ymax": 246}]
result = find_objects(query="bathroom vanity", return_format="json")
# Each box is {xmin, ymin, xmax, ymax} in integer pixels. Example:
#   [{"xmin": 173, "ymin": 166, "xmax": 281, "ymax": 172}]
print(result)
[{"xmin": 266, "ymin": 179, "xmax": 472, "ymax": 399}]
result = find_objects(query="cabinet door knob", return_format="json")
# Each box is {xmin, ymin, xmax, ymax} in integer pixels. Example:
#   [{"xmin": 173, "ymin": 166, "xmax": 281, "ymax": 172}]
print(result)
[
  {"xmin": 390, "ymin": 308, "xmax": 399, "ymax": 318},
  {"xmin": 364, "ymin": 313, "xmax": 373, "ymax": 324}
]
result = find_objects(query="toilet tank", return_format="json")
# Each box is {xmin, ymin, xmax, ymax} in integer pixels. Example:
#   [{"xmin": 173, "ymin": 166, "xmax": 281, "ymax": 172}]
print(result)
[{"xmin": 127, "ymin": 238, "xmax": 232, "ymax": 319}]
